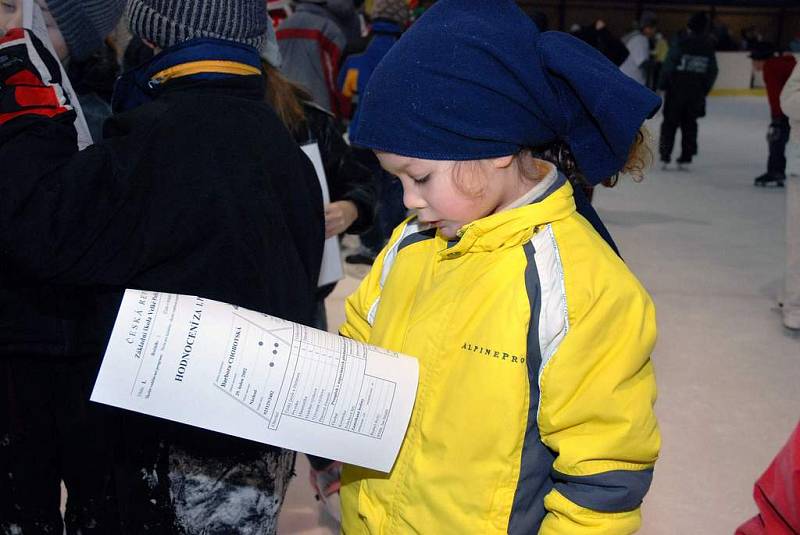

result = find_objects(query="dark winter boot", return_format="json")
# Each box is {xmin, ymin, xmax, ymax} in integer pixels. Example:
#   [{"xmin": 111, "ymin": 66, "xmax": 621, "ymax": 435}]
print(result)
[{"xmin": 754, "ymin": 173, "xmax": 786, "ymax": 187}]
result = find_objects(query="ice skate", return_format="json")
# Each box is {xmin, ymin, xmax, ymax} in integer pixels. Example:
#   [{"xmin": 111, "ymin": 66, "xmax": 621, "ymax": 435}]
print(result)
[
  {"xmin": 753, "ymin": 173, "xmax": 786, "ymax": 187},
  {"xmin": 675, "ymin": 155, "xmax": 692, "ymax": 172}
]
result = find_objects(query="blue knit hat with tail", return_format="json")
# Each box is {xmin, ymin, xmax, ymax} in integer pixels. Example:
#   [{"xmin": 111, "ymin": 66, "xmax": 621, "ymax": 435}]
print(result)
[{"xmin": 351, "ymin": 0, "xmax": 661, "ymax": 184}]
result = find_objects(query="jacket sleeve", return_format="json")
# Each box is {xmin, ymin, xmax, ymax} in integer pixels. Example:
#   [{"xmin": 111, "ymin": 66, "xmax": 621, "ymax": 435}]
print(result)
[
  {"xmin": 781, "ymin": 63, "xmax": 800, "ymax": 121},
  {"xmin": 735, "ymin": 422, "xmax": 800, "ymax": 535},
  {"xmin": 537, "ymin": 274, "xmax": 660, "ymax": 534},
  {"xmin": 0, "ymin": 114, "xmax": 148, "ymax": 286}
]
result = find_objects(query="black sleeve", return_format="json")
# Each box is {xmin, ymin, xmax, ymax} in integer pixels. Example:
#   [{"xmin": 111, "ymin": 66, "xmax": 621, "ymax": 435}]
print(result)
[
  {"xmin": 0, "ymin": 114, "xmax": 149, "ymax": 286},
  {"xmin": 312, "ymin": 109, "xmax": 376, "ymax": 234}
]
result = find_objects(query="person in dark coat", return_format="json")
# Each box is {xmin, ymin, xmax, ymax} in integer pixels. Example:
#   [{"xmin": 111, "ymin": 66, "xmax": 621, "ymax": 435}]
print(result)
[
  {"xmin": 658, "ymin": 11, "xmax": 719, "ymax": 170},
  {"xmin": 0, "ymin": 2, "xmax": 125, "ymax": 534},
  {"xmin": 0, "ymin": 1, "xmax": 324, "ymax": 533}
]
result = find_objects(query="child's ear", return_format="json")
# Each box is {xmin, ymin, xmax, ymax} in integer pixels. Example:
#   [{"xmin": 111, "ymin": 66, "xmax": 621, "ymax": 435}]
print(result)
[{"xmin": 491, "ymin": 154, "xmax": 515, "ymax": 169}]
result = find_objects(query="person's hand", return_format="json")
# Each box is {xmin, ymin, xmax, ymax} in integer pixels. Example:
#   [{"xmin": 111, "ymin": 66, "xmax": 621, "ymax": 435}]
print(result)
[
  {"xmin": 324, "ymin": 200, "xmax": 358, "ymax": 239},
  {"xmin": 0, "ymin": 28, "xmax": 72, "ymax": 125}
]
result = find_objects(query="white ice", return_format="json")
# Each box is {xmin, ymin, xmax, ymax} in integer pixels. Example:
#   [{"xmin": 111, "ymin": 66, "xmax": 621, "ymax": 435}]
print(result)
[{"xmin": 277, "ymin": 96, "xmax": 800, "ymax": 534}]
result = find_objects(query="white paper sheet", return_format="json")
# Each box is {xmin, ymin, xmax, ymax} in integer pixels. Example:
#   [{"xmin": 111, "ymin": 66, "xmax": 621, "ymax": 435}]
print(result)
[
  {"xmin": 22, "ymin": 0, "xmax": 93, "ymax": 149},
  {"xmin": 301, "ymin": 142, "xmax": 345, "ymax": 287},
  {"xmin": 91, "ymin": 289, "xmax": 419, "ymax": 472}
]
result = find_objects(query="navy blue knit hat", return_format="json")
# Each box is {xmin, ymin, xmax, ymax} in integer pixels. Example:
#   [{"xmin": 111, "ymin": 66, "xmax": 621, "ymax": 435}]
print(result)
[{"xmin": 351, "ymin": 0, "xmax": 661, "ymax": 184}]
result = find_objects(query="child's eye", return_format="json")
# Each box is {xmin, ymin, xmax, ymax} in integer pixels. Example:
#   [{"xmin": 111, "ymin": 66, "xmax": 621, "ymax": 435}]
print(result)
[
  {"xmin": 412, "ymin": 174, "xmax": 430, "ymax": 184},
  {"xmin": 1, "ymin": 1, "xmax": 17, "ymax": 14}
]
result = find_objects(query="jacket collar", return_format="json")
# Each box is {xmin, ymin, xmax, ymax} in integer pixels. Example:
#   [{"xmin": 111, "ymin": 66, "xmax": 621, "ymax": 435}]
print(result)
[
  {"xmin": 112, "ymin": 38, "xmax": 262, "ymax": 113},
  {"xmin": 371, "ymin": 20, "xmax": 403, "ymax": 35},
  {"xmin": 435, "ymin": 176, "xmax": 576, "ymax": 258}
]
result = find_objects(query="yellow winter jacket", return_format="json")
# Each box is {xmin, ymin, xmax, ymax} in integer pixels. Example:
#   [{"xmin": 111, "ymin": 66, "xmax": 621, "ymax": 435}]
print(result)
[{"xmin": 339, "ymin": 177, "xmax": 660, "ymax": 534}]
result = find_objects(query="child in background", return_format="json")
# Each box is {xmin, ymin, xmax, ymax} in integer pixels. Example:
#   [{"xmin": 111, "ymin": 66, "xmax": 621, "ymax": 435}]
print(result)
[{"xmin": 339, "ymin": 0, "xmax": 661, "ymax": 533}]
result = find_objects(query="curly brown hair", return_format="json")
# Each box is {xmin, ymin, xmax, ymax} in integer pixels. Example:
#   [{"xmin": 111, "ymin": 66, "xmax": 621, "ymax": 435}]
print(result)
[
  {"xmin": 452, "ymin": 128, "xmax": 653, "ymax": 195},
  {"xmin": 526, "ymin": 127, "xmax": 653, "ymax": 188}
]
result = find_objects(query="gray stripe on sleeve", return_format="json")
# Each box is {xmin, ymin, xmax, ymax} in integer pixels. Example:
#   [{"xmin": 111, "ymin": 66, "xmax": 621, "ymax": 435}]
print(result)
[{"xmin": 553, "ymin": 468, "xmax": 654, "ymax": 513}]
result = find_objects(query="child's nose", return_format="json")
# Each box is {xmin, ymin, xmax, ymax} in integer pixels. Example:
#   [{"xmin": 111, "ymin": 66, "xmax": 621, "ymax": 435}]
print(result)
[{"xmin": 402, "ymin": 187, "xmax": 426, "ymax": 210}]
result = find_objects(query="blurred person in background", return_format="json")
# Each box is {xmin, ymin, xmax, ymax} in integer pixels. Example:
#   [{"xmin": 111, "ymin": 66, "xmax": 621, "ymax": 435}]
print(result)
[
  {"xmin": 0, "ymin": 0, "xmax": 121, "ymax": 139},
  {"xmin": 740, "ymin": 26, "xmax": 763, "ymax": 52},
  {"xmin": 338, "ymin": 0, "xmax": 410, "ymax": 265},
  {"xmin": 659, "ymin": 11, "xmax": 718, "ymax": 171},
  {"xmin": 649, "ymin": 32, "xmax": 669, "ymax": 91},
  {"xmin": 277, "ymin": 0, "xmax": 356, "ymax": 118},
  {"xmin": 0, "ymin": 1, "xmax": 125, "ymax": 533},
  {"xmin": 750, "ymin": 42, "xmax": 796, "ymax": 188},
  {"xmin": 620, "ymin": 11, "xmax": 658, "ymax": 85},
  {"xmin": 779, "ymin": 62, "xmax": 800, "ymax": 334},
  {"xmin": 261, "ymin": 40, "xmax": 375, "ymax": 332},
  {"xmin": 791, "ymin": 32, "xmax": 800, "ymax": 53},
  {"xmin": 261, "ymin": 38, "xmax": 375, "ymax": 524},
  {"xmin": 575, "ymin": 18, "xmax": 629, "ymax": 67}
]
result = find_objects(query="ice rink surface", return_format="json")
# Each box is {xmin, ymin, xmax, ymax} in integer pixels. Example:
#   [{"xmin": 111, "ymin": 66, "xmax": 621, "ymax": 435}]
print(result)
[{"xmin": 277, "ymin": 96, "xmax": 800, "ymax": 534}]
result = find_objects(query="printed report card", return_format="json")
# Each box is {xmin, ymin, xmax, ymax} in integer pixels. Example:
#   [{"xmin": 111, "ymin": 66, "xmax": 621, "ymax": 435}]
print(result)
[{"xmin": 91, "ymin": 289, "xmax": 419, "ymax": 472}]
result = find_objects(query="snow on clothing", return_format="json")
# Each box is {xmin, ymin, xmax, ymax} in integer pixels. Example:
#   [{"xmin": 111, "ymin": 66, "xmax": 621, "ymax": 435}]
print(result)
[
  {"xmin": 658, "ymin": 30, "xmax": 718, "ymax": 163},
  {"xmin": 736, "ymin": 421, "xmax": 800, "ymax": 534},
  {"xmin": 620, "ymin": 32, "xmax": 650, "ymax": 84},
  {"xmin": 338, "ymin": 19, "xmax": 403, "ymax": 141},
  {"xmin": 277, "ymin": 2, "xmax": 349, "ymax": 117},
  {"xmin": 780, "ymin": 64, "xmax": 800, "ymax": 330},
  {"xmin": 339, "ymin": 175, "xmax": 659, "ymax": 534},
  {"xmin": 0, "ymin": 38, "xmax": 324, "ymax": 533},
  {"xmin": 169, "ymin": 445, "xmax": 296, "ymax": 535}
]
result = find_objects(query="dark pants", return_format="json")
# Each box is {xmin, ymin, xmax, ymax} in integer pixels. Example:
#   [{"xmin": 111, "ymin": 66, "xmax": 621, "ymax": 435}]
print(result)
[
  {"xmin": 0, "ymin": 355, "xmax": 177, "ymax": 535},
  {"xmin": 0, "ymin": 355, "xmax": 119, "ymax": 534},
  {"xmin": 660, "ymin": 91, "xmax": 704, "ymax": 163},
  {"xmin": 767, "ymin": 115, "xmax": 791, "ymax": 177}
]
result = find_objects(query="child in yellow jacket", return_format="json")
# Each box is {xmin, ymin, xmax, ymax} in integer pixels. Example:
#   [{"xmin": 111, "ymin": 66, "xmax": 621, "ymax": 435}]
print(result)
[{"xmin": 339, "ymin": 0, "xmax": 661, "ymax": 533}]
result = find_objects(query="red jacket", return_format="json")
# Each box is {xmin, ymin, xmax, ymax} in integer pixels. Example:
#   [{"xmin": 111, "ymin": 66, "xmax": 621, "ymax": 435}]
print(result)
[
  {"xmin": 764, "ymin": 55, "xmax": 797, "ymax": 119},
  {"xmin": 736, "ymin": 421, "xmax": 800, "ymax": 534}
]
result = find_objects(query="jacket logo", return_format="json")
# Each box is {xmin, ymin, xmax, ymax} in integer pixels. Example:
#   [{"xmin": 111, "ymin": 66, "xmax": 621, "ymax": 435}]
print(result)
[{"xmin": 461, "ymin": 342, "xmax": 526, "ymax": 365}]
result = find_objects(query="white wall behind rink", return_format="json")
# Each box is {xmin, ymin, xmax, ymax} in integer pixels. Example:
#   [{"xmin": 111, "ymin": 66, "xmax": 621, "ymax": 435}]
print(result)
[{"xmin": 712, "ymin": 52, "xmax": 800, "ymax": 92}]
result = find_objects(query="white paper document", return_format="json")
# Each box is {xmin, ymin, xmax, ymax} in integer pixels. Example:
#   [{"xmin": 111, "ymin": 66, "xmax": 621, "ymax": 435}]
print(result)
[
  {"xmin": 91, "ymin": 290, "xmax": 419, "ymax": 472},
  {"xmin": 301, "ymin": 142, "xmax": 345, "ymax": 287}
]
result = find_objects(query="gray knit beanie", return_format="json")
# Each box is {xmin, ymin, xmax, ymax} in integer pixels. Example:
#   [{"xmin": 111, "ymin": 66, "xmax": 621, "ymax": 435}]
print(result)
[
  {"xmin": 126, "ymin": 0, "xmax": 268, "ymax": 52},
  {"xmin": 46, "ymin": 0, "xmax": 125, "ymax": 62}
]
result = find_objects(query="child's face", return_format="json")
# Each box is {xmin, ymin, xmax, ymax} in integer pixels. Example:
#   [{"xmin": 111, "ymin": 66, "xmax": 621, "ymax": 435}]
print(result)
[
  {"xmin": 0, "ymin": 0, "xmax": 22, "ymax": 34},
  {"xmin": 376, "ymin": 151, "xmax": 528, "ymax": 240},
  {"xmin": 0, "ymin": 0, "xmax": 68, "ymax": 62}
]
